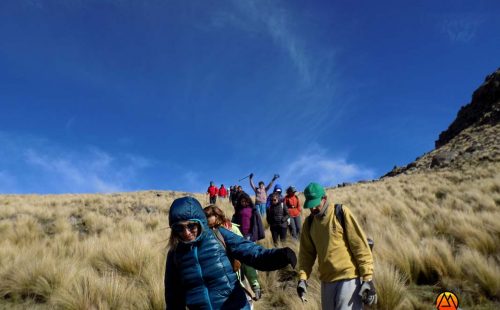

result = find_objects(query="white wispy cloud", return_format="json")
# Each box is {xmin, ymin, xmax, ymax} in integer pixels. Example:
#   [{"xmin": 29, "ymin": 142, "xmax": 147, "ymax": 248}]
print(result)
[
  {"xmin": 227, "ymin": 1, "xmax": 316, "ymax": 86},
  {"xmin": 440, "ymin": 14, "xmax": 484, "ymax": 43},
  {"xmin": 0, "ymin": 131, "xmax": 152, "ymax": 194},
  {"xmin": 210, "ymin": 0, "xmax": 343, "ymax": 141},
  {"xmin": 279, "ymin": 144, "xmax": 376, "ymax": 191}
]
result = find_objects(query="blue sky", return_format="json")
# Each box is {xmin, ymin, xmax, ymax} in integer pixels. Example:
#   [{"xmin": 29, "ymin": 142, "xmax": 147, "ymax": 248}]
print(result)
[{"xmin": 1, "ymin": 0, "xmax": 499, "ymax": 194}]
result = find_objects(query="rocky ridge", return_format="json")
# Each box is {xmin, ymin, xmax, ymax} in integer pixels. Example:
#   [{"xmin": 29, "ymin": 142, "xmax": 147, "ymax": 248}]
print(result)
[{"xmin": 383, "ymin": 68, "xmax": 500, "ymax": 178}]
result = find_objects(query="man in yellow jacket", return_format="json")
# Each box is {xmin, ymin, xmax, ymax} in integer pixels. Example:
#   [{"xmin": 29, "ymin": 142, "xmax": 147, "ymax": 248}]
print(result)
[{"xmin": 297, "ymin": 182, "xmax": 377, "ymax": 309}]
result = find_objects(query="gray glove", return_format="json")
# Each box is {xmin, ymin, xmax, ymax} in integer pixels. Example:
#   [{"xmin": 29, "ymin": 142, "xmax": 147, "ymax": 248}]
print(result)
[
  {"xmin": 297, "ymin": 280, "xmax": 307, "ymax": 301},
  {"xmin": 359, "ymin": 280, "xmax": 377, "ymax": 305},
  {"xmin": 253, "ymin": 288, "xmax": 261, "ymax": 301}
]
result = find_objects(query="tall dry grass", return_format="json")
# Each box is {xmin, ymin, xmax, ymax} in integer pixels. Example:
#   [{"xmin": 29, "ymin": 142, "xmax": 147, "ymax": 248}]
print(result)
[{"xmin": 0, "ymin": 158, "xmax": 499, "ymax": 309}]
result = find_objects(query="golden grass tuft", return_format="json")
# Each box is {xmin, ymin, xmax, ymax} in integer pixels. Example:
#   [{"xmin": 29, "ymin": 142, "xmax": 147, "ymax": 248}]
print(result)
[
  {"xmin": 457, "ymin": 248, "xmax": 500, "ymax": 299},
  {"xmin": 50, "ymin": 269, "xmax": 145, "ymax": 310},
  {"xmin": 89, "ymin": 237, "xmax": 156, "ymax": 279},
  {"xmin": 373, "ymin": 261, "xmax": 409, "ymax": 310},
  {"xmin": 0, "ymin": 252, "xmax": 76, "ymax": 304}
]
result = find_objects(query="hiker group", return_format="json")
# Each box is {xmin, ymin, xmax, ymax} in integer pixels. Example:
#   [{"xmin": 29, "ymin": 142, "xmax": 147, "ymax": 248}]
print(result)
[
  {"xmin": 206, "ymin": 181, "xmax": 228, "ymax": 204},
  {"xmin": 165, "ymin": 174, "xmax": 377, "ymax": 310}
]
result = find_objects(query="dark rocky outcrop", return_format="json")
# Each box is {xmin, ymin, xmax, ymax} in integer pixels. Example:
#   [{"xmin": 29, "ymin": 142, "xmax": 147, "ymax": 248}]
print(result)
[
  {"xmin": 430, "ymin": 151, "xmax": 458, "ymax": 168},
  {"xmin": 381, "ymin": 68, "xmax": 500, "ymax": 179},
  {"xmin": 435, "ymin": 68, "xmax": 500, "ymax": 148}
]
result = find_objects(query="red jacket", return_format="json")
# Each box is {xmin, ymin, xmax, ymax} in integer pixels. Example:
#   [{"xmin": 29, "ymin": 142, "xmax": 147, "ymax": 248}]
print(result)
[
  {"xmin": 218, "ymin": 186, "xmax": 227, "ymax": 198},
  {"xmin": 284, "ymin": 194, "xmax": 301, "ymax": 217},
  {"xmin": 207, "ymin": 185, "xmax": 218, "ymax": 197}
]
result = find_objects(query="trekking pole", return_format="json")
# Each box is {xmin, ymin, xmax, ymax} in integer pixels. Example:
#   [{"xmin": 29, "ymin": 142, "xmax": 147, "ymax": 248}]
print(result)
[{"xmin": 238, "ymin": 174, "xmax": 251, "ymax": 182}]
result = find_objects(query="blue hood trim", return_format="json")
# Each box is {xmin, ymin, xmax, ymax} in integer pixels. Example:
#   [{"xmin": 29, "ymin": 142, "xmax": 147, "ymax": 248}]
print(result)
[{"xmin": 168, "ymin": 196, "xmax": 209, "ymax": 236}]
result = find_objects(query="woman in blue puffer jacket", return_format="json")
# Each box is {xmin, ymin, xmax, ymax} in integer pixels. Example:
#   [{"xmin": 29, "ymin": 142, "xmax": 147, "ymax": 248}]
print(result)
[{"xmin": 164, "ymin": 196, "xmax": 297, "ymax": 310}]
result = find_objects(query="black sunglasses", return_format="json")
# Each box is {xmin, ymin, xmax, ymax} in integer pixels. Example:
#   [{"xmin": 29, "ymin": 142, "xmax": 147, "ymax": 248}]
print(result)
[{"xmin": 172, "ymin": 222, "xmax": 199, "ymax": 234}]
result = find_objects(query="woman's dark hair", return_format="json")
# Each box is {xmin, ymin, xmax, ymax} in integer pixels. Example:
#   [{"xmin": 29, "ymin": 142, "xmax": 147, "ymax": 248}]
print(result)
[{"xmin": 237, "ymin": 192, "xmax": 254, "ymax": 209}]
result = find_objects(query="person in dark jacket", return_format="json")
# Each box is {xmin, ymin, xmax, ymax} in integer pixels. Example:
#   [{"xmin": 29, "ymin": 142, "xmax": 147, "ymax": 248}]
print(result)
[
  {"xmin": 266, "ymin": 192, "xmax": 290, "ymax": 246},
  {"xmin": 231, "ymin": 185, "xmax": 243, "ymax": 208},
  {"xmin": 266, "ymin": 184, "xmax": 284, "ymax": 209},
  {"xmin": 164, "ymin": 196, "xmax": 296, "ymax": 310}
]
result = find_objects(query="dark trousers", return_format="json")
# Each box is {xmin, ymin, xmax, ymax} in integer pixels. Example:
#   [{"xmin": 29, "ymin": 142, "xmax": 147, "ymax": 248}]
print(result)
[
  {"xmin": 270, "ymin": 226, "xmax": 287, "ymax": 246},
  {"xmin": 288, "ymin": 216, "xmax": 301, "ymax": 239},
  {"xmin": 209, "ymin": 196, "xmax": 217, "ymax": 204}
]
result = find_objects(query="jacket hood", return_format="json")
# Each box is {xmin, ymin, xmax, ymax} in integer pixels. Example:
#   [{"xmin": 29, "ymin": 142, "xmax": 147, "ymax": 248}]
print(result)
[{"xmin": 169, "ymin": 196, "xmax": 208, "ymax": 228}]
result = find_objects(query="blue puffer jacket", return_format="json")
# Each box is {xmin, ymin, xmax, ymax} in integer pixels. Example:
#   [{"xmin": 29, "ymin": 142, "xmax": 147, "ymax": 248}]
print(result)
[{"xmin": 164, "ymin": 197, "xmax": 292, "ymax": 310}]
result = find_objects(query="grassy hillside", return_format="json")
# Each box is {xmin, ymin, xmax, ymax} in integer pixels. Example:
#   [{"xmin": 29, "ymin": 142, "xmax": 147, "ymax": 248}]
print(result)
[
  {"xmin": 1, "ymin": 68, "xmax": 498, "ymax": 309},
  {"xmin": 0, "ymin": 133, "xmax": 498, "ymax": 309}
]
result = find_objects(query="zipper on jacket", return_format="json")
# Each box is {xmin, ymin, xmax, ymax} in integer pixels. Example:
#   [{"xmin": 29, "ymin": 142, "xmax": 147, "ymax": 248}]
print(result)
[{"xmin": 193, "ymin": 246, "xmax": 213, "ymax": 310}]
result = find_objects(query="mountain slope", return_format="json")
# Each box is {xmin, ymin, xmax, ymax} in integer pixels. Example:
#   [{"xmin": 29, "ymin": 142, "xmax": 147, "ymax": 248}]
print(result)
[
  {"xmin": 383, "ymin": 68, "xmax": 500, "ymax": 178},
  {"xmin": 0, "ymin": 69, "xmax": 499, "ymax": 309}
]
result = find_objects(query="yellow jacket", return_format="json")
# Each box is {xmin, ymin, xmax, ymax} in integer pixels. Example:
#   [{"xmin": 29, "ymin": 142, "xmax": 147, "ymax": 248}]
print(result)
[{"xmin": 298, "ymin": 204, "xmax": 373, "ymax": 282}]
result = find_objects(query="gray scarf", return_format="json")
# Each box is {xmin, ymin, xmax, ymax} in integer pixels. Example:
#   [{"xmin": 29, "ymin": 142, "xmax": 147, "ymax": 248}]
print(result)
[{"xmin": 315, "ymin": 199, "xmax": 329, "ymax": 218}]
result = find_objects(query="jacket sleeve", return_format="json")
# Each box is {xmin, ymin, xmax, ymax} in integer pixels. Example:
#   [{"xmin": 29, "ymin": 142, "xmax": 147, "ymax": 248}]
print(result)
[
  {"xmin": 219, "ymin": 228, "xmax": 290, "ymax": 271},
  {"xmin": 282, "ymin": 203, "xmax": 290, "ymax": 223},
  {"xmin": 297, "ymin": 195, "xmax": 301, "ymax": 212},
  {"xmin": 298, "ymin": 217, "xmax": 317, "ymax": 281},
  {"xmin": 265, "ymin": 178, "xmax": 275, "ymax": 191},
  {"xmin": 164, "ymin": 250, "xmax": 186, "ymax": 309},
  {"xmin": 343, "ymin": 206, "xmax": 374, "ymax": 278}
]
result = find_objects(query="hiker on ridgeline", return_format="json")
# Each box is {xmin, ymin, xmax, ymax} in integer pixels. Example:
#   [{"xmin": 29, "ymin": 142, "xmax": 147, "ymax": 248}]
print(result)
[
  {"xmin": 284, "ymin": 186, "xmax": 301, "ymax": 240},
  {"xmin": 219, "ymin": 184, "xmax": 228, "ymax": 200},
  {"xmin": 233, "ymin": 192, "xmax": 265, "ymax": 242},
  {"xmin": 204, "ymin": 205, "xmax": 263, "ymax": 305},
  {"xmin": 266, "ymin": 192, "xmax": 289, "ymax": 246},
  {"xmin": 297, "ymin": 183, "xmax": 377, "ymax": 309},
  {"xmin": 164, "ymin": 197, "xmax": 297, "ymax": 309},
  {"xmin": 207, "ymin": 181, "xmax": 218, "ymax": 204},
  {"xmin": 249, "ymin": 173, "xmax": 279, "ymax": 218}
]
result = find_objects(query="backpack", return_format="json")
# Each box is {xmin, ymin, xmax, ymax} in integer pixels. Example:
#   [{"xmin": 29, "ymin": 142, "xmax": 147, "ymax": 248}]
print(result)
[
  {"xmin": 213, "ymin": 229, "xmax": 261, "ymax": 300},
  {"xmin": 212, "ymin": 228, "xmax": 241, "ymax": 272},
  {"xmin": 307, "ymin": 204, "xmax": 374, "ymax": 251}
]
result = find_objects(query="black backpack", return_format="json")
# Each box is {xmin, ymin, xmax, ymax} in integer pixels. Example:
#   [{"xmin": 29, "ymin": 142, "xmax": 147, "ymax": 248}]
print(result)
[{"xmin": 306, "ymin": 204, "xmax": 374, "ymax": 251}]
